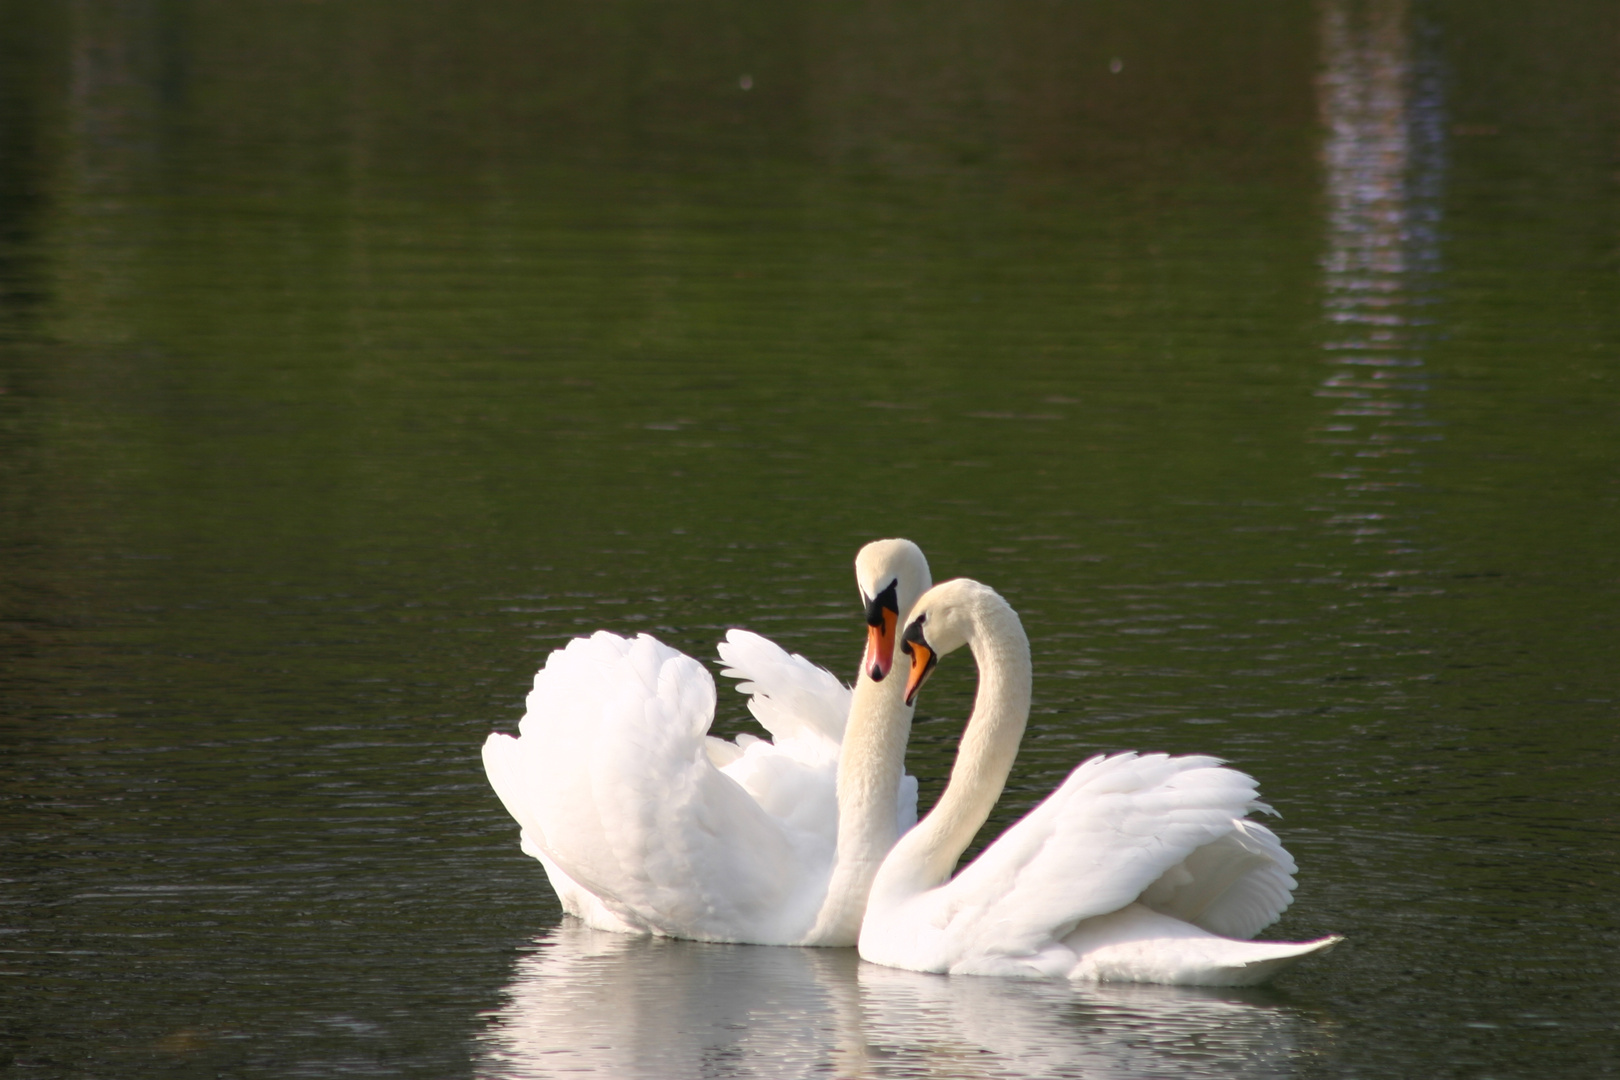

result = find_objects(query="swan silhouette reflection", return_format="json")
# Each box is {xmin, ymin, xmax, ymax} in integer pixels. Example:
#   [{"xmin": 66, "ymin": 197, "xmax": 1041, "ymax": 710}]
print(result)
[{"xmin": 476, "ymin": 922, "xmax": 1322, "ymax": 1079}]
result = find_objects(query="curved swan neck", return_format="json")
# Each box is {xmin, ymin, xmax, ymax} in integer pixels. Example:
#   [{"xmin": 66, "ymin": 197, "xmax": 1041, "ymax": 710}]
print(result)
[
  {"xmin": 802, "ymin": 538, "xmax": 931, "ymax": 945},
  {"xmin": 802, "ymin": 664, "xmax": 913, "ymax": 944},
  {"xmin": 836, "ymin": 670, "xmax": 914, "ymax": 860},
  {"xmin": 874, "ymin": 589, "xmax": 1031, "ymax": 898}
]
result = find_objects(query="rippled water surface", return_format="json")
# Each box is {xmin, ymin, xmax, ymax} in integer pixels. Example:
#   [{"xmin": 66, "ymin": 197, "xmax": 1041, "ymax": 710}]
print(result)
[{"xmin": 2, "ymin": 1, "xmax": 1616, "ymax": 1077}]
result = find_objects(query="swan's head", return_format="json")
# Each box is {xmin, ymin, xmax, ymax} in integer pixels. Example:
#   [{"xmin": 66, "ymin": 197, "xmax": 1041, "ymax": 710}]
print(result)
[
  {"xmin": 855, "ymin": 539, "xmax": 932, "ymax": 683},
  {"xmin": 898, "ymin": 578, "xmax": 1005, "ymax": 706}
]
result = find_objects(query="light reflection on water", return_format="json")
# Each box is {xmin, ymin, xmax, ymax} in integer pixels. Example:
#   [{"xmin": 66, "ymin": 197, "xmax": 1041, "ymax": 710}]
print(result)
[
  {"xmin": 477, "ymin": 923, "xmax": 1320, "ymax": 1080},
  {"xmin": 1313, "ymin": 0, "xmax": 1445, "ymax": 558}
]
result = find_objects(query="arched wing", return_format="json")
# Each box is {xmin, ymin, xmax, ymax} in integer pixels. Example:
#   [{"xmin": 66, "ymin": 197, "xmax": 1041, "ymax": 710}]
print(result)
[
  {"xmin": 483, "ymin": 632, "xmax": 823, "ymax": 943},
  {"xmin": 925, "ymin": 753, "xmax": 1298, "ymax": 968}
]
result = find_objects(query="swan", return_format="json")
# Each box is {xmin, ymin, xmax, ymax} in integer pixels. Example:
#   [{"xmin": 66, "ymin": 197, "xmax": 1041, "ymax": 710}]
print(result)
[
  {"xmin": 481, "ymin": 539, "xmax": 932, "ymax": 946},
  {"xmin": 858, "ymin": 578, "xmax": 1342, "ymax": 986}
]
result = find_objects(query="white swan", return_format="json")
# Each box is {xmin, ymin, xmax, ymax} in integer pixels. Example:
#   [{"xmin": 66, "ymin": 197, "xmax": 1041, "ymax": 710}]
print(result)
[
  {"xmin": 858, "ymin": 579, "xmax": 1342, "ymax": 986},
  {"xmin": 481, "ymin": 539, "xmax": 932, "ymax": 946}
]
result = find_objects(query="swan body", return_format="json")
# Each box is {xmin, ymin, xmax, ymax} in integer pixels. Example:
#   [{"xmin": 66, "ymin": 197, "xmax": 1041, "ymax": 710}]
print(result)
[
  {"xmin": 482, "ymin": 540, "xmax": 931, "ymax": 946},
  {"xmin": 858, "ymin": 579, "xmax": 1341, "ymax": 986}
]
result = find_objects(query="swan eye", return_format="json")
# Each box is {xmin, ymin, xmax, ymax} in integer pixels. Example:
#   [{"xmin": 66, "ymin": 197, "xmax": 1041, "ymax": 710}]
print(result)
[
  {"xmin": 901, "ymin": 612, "xmax": 928, "ymax": 645},
  {"xmin": 865, "ymin": 580, "xmax": 900, "ymax": 628}
]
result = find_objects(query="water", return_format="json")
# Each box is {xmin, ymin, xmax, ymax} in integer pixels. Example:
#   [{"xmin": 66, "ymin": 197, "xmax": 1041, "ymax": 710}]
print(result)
[
  {"xmin": 2, "ymin": 1, "xmax": 1616, "ymax": 1077},
  {"xmin": 477, "ymin": 923, "xmax": 1324, "ymax": 1079}
]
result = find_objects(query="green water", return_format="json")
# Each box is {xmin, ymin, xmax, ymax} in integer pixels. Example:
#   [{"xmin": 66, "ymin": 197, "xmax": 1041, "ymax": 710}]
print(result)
[{"xmin": 2, "ymin": 1, "xmax": 1616, "ymax": 1077}]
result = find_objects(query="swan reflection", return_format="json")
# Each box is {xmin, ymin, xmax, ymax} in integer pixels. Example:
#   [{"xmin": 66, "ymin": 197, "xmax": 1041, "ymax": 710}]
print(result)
[{"xmin": 476, "ymin": 921, "xmax": 1320, "ymax": 1080}]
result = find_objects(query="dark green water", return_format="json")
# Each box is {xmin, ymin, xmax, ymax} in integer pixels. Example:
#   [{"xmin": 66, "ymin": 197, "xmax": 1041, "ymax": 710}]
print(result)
[{"xmin": 1, "ymin": 1, "xmax": 1616, "ymax": 1077}]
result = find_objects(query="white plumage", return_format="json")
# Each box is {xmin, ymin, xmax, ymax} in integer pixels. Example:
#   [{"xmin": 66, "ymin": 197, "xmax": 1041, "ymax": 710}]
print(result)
[
  {"xmin": 484, "ymin": 631, "xmax": 839, "ymax": 942},
  {"xmin": 715, "ymin": 629, "xmax": 918, "ymax": 843},
  {"xmin": 482, "ymin": 540, "xmax": 932, "ymax": 946},
  {"xmin": 859, "ymin": 579, "xmax": 1340, "ymax": 985}
]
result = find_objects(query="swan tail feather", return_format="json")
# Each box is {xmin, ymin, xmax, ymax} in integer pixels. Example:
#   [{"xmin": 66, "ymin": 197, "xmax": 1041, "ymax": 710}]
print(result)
[
  {"xmin": 1061, "ymin": 904, "xmax": 1343, "ymax": 986},
  {"xmin": 1030, "ymin": 903, "xmax": 1343, "ymax": 986}
]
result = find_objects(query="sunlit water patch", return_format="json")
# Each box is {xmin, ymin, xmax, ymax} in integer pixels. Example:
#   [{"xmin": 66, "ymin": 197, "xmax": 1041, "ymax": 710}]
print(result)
[{"xmin": 1313, "ymin": 0, "xmax": 1446, "ymax": 559}]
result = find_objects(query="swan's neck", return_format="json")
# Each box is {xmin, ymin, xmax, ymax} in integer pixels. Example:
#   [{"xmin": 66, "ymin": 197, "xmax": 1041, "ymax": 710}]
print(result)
[
  {"xmin": 871, "ymin": 599, "xmax": 1031, "ymax": 901},
  {"xmin": 801, "ymin": 663, "xmax": 912, "ymax": 945}
]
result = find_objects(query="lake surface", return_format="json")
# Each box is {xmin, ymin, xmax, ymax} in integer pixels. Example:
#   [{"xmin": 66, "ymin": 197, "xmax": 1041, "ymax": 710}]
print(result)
[{"xmin": 2, "ymin": 1, "xmax": 1616, "ymax": 1077}]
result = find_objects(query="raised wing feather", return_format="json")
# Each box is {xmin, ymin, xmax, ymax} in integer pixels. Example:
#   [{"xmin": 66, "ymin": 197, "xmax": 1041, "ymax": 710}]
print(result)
[
  {"xmin": 927, "ymin": 753, "xmax": 1295, "ymax": 969},
  {"xmin": 717, "ymin": 629, "xmax": 851, "ymax": 748}
]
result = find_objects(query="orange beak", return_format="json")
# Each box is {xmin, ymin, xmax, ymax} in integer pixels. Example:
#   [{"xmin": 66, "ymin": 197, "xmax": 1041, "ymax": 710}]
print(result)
[
  {"xmin": 864, "ymin": 608, "xmax": 899, "ymax": 681},
  {"xmin": 903, "ymin": 641, "xmax": 934, "ymax": 706}
]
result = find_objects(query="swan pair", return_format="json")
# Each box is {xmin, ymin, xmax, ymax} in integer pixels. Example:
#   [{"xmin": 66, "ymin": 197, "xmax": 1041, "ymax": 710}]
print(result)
[{"xmin": 481, "ymin": 541, "xmax": 1340, "ymax": 985}]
